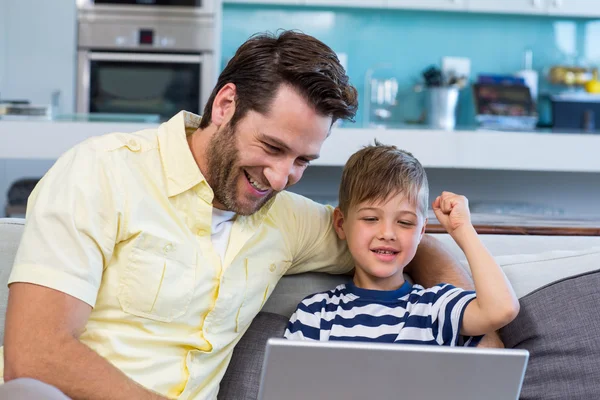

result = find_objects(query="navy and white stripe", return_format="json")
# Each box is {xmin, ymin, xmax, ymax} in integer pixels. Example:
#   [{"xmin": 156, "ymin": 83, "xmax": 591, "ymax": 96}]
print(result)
[{"xmin": 284, "ymin": 281, "xmax": 482, "ymax": 347}]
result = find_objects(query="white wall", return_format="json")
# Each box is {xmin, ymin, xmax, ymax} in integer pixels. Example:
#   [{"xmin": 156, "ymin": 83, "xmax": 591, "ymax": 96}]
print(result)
[
  {"xmin": 0, "ymin": 0, "xmax": 77, "ymax": 113},
  {"xmin": 0, "ymin": 0, "xmax": 7, "ymax": 94}
]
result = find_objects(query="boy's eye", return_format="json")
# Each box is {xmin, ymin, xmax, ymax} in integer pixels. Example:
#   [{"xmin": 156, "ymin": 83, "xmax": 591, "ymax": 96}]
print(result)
[
  {"xmin": 362, "ymin": 217, "xmax": 378, "ymax": 222},
  {"xmin": 398, "ymin": 221, "xmax": 414, "ymax": 226}
]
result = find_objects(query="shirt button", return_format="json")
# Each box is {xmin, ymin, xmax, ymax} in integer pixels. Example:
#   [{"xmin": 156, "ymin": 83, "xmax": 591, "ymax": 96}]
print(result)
[
  {"xmin": 127, "ymin": 139, "xmax": 140, "ymax": 151},
  {"xmin": 197, "ymin": 228, "xmax": 208, "ymax": 236},
  {"xmin": 163, "ymin": 243, "xmax": 173, "ymax": 254},
  {"xmin": 269, "ymin": 264, "xmax": 277, "ymax": 272}
]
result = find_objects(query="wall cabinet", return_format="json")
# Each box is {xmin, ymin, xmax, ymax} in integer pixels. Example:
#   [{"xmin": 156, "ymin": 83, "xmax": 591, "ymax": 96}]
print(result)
[
  {"xmin": 304, "ymin": 0, "xmax": 386, "ymax": 8},
  {"xmin": 225, "ymin": 0, "xmax": 303, "ymax": 5},
  {"xmin": 546, "ymin": 0, "xmax": 600, "ymax": 18},
  {"xmin": 468, "ymin": 0, "xmax": 547, "ymax": 15},
  {"xmin": 469, "ymin": 0, "xmax": 600, "ymax": 17},
  {"xmin": 224, "ymin": 0, "xmax": 600, "ymax": 18},
  {"xmin": 387, "ymin": 0, "xmax": 467, "ymax": 12},
  {"xmin": 0, "ymin": 0, "xmax": 76, "ymax": 112}
]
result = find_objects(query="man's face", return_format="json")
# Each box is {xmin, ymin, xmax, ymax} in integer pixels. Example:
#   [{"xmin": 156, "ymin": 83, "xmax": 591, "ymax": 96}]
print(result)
[{"xmin": 206, "ymin": 85, "xmax": 332, "ymax": 215}]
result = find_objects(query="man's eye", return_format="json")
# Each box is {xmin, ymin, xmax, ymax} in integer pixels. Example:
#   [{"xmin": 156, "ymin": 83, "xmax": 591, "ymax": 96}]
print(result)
[
  {"xmin": 297, "ymin": 158, "xmax": 311, "ymax": 167},
  {"xmin": 265, "ymin": 143, "xmax": 280, "ymax": 153}
]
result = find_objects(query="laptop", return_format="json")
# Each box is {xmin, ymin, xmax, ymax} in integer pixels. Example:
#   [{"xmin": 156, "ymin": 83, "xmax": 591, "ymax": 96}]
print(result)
[{"xmin": 258, "ymin": 338, "xmax": 529, "ymax": 400}]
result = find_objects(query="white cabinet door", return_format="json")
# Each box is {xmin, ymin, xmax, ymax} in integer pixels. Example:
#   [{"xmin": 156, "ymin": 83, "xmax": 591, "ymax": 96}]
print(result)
[
  {"xmin": 468, "ymin": 0, "xmax": 547, "ymax": 15},
  {"xmin": 303, "ymin": 0, "xmax": 386, "ymax": 8},
  {"xmin": 546, "ymin": 0, "xmax": 600, "ymax": 17},
  {"xmin": 224, "ymin": 0, "xmax": 304, "ymax": 4},
  {"xmin": 386, "ymin": 0, "xmax": 468, "ymax": 11},
  {"xmin": 2, "ymin": 0, "xmax": 77, "ymax": 112}
]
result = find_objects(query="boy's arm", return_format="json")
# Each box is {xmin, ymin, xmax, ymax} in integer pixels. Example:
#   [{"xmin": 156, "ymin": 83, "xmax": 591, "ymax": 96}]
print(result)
[
  {"xmin": 455, "ymin": 225, "xmax": 520, "ymax": 336},
  {"xmin": 433, "ymin": 192, "xmax": 520, "ymax": 337}
]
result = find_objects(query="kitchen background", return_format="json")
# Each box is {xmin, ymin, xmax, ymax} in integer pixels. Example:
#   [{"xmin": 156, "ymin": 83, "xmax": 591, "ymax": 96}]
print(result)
[{"xmin": 2, "ymin": 0, "xmax": 600, "ymax": 218}]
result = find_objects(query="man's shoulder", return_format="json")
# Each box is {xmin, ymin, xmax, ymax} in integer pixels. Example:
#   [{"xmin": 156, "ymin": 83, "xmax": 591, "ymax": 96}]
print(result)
[
  {"xmin": 273, "ymin": 191, "xmax": 327, "ymax": 207},
  {"xmin": 74, "ymin": 128, "xmax": 160, "ymax": 156},
  {"xmin": 271, "ymin": 191, "xmax": 333, "ymax": 219}
]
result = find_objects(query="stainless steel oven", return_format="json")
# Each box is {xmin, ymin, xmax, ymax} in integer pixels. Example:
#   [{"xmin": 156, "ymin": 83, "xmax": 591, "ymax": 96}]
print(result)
[{"xmin": 76, "ymin": 2, "xmax": 215, "ymax": 120}]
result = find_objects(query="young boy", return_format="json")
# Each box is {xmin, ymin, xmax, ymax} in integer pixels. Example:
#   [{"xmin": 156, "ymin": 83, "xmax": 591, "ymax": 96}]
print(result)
[{"xmin": 285, "ymin": 142, "xmax": 519, "ymax": 346}]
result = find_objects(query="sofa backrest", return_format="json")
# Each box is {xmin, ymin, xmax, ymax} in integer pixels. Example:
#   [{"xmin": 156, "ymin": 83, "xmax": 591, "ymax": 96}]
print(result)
[{"xmin": 4, "ymin": 217, "xmax": 600, "ymax": 333}]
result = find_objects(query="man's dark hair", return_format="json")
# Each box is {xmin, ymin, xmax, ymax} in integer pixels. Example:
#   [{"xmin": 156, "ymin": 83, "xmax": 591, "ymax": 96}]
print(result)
[{"xmin": 199, "ymin": 30, "xmax": 358, "ymax": 129}]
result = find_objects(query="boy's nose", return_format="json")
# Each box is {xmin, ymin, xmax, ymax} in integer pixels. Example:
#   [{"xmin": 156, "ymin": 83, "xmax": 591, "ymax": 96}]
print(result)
[{"xmin": 379, "ymin": 225, "xmax": 397, "ymax": 241}]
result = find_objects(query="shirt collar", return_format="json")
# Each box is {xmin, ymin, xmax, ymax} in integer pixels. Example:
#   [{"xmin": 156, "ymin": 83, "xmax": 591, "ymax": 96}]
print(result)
[
  {"xmin": 157, "ymin": 111, "xmax": 277, "ymax": 225},
  {"xmin": 344, "ymin": 280, "xmax": 413, "ymax": 301},
  {"xmin": 157, "ymin": 111, "xmax": 206, "ymax": 197}
]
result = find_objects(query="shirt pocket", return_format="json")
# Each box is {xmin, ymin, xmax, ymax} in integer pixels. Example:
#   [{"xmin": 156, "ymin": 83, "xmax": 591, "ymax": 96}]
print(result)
[
  {"xmin": 234, "ymin": 259, "xmax": 291, "ymax": 333},
  {"xmin": 117, "ymin": 233, "xmax": 196, "ymax": 322}
]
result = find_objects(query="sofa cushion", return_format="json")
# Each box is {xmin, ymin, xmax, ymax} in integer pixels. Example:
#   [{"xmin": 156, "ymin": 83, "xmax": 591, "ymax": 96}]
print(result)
[
  {"xmin": 500, "ymin": 269, "xmax": 600, "ymax": 399},
  {"xmin": 496, "ymin": 247, "xmax": 600, "ymax": 298},
  {"xmin": 218, "ymin": 312, "xmax": 289, "ymax": 400}
]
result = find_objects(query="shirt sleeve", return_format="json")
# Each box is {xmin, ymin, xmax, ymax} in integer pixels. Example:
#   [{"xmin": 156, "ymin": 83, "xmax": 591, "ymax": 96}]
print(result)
[
  {"xmin": 428, "ymin": 284, "xmax": 483, "ymax": 347},
  {"xmin": 284, "ymin": 295, "xmax": 324, "ymax": 341},
  {"xmin": 9, "ymin": 142, "xmax": 122, "ymax": 307},
  {"xmin": 276, "ymin": 192, "xmax": 353, "ymax": 275}
]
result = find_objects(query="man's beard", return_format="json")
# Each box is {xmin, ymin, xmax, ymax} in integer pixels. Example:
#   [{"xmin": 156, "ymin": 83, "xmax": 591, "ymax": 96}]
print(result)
[{"xmin": 205, "ymin": 122, "xmax": 277, "ymax": 215}]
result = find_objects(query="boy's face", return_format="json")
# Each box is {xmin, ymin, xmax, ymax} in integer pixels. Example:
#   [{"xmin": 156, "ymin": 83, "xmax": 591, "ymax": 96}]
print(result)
[{"xmin": 334, "ymin": 194, "xmax": 427, "ymax": 290}]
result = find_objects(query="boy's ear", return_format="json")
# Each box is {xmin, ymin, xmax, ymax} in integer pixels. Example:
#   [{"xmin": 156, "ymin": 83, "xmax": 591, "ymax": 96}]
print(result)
[
  {"xmin": 333, "ymin": 207, "xmax": 347, "ymax": 240},
  {"xmin": 418, "ymin": 217, "xmax": 428, "ymax": 243}
]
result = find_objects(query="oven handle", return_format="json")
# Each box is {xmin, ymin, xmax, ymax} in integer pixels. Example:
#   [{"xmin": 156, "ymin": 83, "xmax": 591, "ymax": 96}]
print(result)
[{"xmin": 88, "ymin": 52, "xmax": 204, "ymax": 63}]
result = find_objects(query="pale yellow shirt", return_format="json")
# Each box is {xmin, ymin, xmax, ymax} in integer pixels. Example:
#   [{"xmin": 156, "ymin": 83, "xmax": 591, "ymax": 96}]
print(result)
[{"xmin": 2, "ymin": 111, "xmax": 352, "ymax": 399}]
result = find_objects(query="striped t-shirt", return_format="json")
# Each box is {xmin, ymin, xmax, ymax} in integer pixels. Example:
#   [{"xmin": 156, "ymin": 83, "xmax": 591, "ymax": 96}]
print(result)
[{"xmin": 284, "ymin": 281, "xmax": 482, "ymax": 347}]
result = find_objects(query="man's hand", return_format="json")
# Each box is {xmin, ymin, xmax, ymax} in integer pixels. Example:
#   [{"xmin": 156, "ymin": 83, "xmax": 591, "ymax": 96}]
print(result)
[
  {"xmin": 432, "ymin": 191, "xmax": 472, "ymax": 236},
  {"xmin": 477, "ymin": 331, "xmax": 505, "ymax": 349}
]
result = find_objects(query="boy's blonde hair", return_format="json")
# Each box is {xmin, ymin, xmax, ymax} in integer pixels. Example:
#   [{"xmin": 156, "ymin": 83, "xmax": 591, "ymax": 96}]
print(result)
[{"xmin": 338, "ymin": 141, "xmax": 429, "ymax": 217}]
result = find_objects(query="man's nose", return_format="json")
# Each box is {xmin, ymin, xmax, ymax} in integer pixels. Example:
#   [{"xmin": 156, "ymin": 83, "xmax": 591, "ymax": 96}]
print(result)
[{"xmin": 264, "ymin": 161, "xmax": 293, "ymax": 192}]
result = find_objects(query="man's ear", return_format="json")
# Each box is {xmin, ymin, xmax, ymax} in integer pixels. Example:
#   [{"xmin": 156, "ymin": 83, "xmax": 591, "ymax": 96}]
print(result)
[
  {"xmin": 333, "ymin": 207, "xmax": 347, "ymax": 240},
  {"xmin": 211, "ymin": 83, "xmax": 237, "ymax": 127}
]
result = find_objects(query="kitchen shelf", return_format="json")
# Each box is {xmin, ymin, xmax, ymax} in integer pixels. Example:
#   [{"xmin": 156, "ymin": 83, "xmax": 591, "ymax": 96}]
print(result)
[{"xmin": 1, "ymin": 119, "xmax": 599, "ymax": 173}]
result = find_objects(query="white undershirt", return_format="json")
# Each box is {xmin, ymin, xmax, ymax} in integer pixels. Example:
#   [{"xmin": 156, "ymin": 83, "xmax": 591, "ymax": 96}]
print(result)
[{"xmin": 211, "ymin": 207, "xmax": 236, "ymax": 262}]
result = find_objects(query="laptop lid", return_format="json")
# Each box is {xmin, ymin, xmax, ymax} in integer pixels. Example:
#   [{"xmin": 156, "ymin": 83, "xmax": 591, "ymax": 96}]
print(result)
[{"xmin": 258, "ymin": 338, "xmax": 529, "ymax": 400}]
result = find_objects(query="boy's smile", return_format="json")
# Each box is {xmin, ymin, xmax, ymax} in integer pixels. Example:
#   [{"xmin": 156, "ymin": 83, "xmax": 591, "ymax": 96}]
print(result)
[{"xmin": 334, "ymin": 194, "xmax": 427, "ymax": 291}]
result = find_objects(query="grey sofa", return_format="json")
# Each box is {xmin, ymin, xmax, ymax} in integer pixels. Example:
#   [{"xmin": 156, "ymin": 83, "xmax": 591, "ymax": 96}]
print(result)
[{"xmin": 1, "ymin": 218, "xmax": 600, "ymax": 399}]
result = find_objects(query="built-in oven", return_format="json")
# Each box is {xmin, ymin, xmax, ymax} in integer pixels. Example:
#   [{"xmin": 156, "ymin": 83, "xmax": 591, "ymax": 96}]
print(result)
[{"xmin": 76, "ymin": 2, "xmax": 215, "ymax": 120}]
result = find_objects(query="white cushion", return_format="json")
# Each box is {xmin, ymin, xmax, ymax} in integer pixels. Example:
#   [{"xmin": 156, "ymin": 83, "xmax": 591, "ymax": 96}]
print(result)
[{"xmin": 497, "ymin": 247, "xmax": 600, "ymax": 298}]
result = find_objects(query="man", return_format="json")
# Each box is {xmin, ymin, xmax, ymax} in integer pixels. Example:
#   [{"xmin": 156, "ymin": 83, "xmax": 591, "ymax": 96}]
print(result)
[{"xmin": 1, "ymin": 31, "xmax": 499, "ymax": 400}]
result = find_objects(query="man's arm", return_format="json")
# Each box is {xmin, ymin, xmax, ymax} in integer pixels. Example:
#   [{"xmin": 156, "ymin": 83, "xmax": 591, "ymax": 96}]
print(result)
[
  {"xmin": 405, "ymin": 235, "xmax": 472, "ymax": 288},
  {"xmin": 3, "ymin": 283, "xmax": 167, "ymax": 400},
  {"xmin": 404, "ymin": 234, "xmax": 505, "ymax": 348}
]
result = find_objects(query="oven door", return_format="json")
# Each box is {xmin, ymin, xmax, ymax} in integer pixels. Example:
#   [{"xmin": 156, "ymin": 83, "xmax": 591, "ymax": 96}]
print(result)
[{"xmin": 77, "ymin": 51, "xmax": 212, "ymax": 120}]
